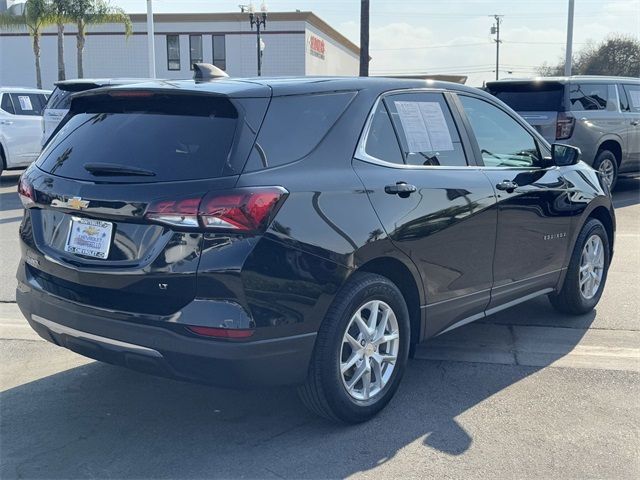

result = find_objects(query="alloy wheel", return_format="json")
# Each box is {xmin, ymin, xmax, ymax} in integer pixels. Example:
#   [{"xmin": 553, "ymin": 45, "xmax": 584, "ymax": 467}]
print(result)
[
  {"xmin": 340, "ymin": 300, "xmax": 400, "ymax": 401},
  {"xmin": 598, "ymin": 159, "xmax": 615, "ymax": 188},
  {"xmin": 579, "ymin": 234, "xmax": 605, "ymax": 300}
]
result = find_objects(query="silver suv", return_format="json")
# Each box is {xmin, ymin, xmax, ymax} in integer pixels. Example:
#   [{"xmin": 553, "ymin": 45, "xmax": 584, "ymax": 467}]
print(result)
[{"xmin": 487, "ymin": 76, "xmax": 640, "ymax": 189}]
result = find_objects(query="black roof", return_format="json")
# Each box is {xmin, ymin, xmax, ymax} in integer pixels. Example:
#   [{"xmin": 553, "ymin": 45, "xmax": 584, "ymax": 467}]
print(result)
[{"xmin": 97, "ymin": 76, "xmax": 486, "ymax": 99}]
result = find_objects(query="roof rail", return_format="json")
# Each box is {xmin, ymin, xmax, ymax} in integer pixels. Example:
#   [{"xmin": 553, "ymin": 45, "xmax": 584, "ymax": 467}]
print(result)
[{"xmin": 193, "ymin": 63, "xmax": 229, "ymax": 81}]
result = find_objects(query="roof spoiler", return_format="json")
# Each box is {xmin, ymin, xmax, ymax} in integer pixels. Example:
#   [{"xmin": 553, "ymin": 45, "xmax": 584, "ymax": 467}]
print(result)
[{"xmin": 193, "ymin": 63, "xmax": 229, "ymax": 81}]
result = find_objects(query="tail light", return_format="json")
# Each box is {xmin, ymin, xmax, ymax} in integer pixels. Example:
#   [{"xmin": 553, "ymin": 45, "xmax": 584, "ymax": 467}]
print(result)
[
  {"xmin": 18, "ymin": 175, "xmax": 35, "ymax": 208},
  {"xmin": 556, "ymin": 112, "xmax": 575, "ymax": 140},
  {"xmin": 145, "ymin": 187, "xmax": 288, "ymax": 233}
]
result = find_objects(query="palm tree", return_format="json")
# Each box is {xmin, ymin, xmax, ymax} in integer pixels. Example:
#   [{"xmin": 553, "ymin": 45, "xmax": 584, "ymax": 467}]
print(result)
[
  {"xmin": 0, "ymin": 0, "xmax": 52, "ymax": 88},
  {"xmin": 51, "ymin": 0, "xmax": 73, "ymax": 81},
  {"xmin": 68, "ymin": 0, "xmax": 132, "ymax": 78}
]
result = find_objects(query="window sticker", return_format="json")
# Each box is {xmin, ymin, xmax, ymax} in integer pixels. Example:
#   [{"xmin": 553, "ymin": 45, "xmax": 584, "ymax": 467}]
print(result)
[
  {"xmin": 394, "ymin": 101, "xmax": 454, "ymax": 152},
  {"xmin": 17, "ymin": 95, "xmax": 33, "ymax": 111},
  {"xmin": 628, "ymin": 89, "xmax": 640, "ymax": 108}
]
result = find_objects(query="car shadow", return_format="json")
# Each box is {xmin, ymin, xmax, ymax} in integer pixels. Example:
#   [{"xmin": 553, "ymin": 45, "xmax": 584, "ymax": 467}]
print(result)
[
  {"xmin": 613, "ymin": 176, "xmax": 640, "ymax": 208},
  {"xmin": 0, "ymin": 297, "xmax": 596, "ymax": 479}
]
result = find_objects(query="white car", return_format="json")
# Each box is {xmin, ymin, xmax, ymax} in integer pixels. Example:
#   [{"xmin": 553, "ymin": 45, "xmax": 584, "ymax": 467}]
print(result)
[
  {"xmin": 43, "ymin": 78, "xmax": 150, "ymax": 146},
  {"xmin": 0, "ymin": 87, "xmax": 50, "ymax": 175}
]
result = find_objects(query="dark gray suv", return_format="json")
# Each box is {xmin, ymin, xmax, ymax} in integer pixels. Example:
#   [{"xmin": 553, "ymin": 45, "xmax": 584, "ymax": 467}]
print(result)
[{"xmin": 487, "ymin": 76, "xmax": 640, "ymax": 189}]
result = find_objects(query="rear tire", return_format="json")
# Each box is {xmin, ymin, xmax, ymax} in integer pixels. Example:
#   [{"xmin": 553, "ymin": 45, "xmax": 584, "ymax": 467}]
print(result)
[
  {"xmin": 298, "ymin": 272, "xmax": 410, "ymax": 423},
  {"xmin": 593, "ymin": 150, "xmax": 618, "ymax": 190},
  {"xmin": 549, "ymin": 218, "xmax": 610, "ymax": 315}
]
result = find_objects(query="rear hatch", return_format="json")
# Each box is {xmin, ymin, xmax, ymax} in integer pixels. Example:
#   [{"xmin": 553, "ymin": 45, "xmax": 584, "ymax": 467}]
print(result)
[
  {"xmin": 21, "ymin": 87, "xmax": 270, "ymax": 316},
  {"xmin": 486, "ymin": 81, "xmax": 566, "ymax": 142}
]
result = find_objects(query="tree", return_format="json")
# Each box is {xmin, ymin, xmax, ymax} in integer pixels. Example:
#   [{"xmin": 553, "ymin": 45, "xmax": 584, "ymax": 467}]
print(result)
[
  {"xmin": 0, "ymin": 0, "xmax": 52, "ymax": 88},
  {"xmin": 539, "ymin": 35, "xmax": 640, "ymax": 77},
  {"xmin": 68, "ymin": 0, "xmax": 132, "ymax": 78},
  {"xmin": 51, "ymin": 0, "xmax": 73, "ymax": 81}
]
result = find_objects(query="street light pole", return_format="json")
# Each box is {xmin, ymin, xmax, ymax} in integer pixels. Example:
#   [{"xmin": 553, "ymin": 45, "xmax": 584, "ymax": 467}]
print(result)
[
  {"xmin": 564, "ymin": 0, "xmax": 575, "ymax": 76},
  {"xmin": 490, "ymin": 14, "xmax": 503, "ymax": 81},
  {"xmin": 249, "ymin": 3, "xmax": 267, "ymax": 76},
  {"xmin": 146, "ymin": 0, "xmax": 156, "ymax": 78}
]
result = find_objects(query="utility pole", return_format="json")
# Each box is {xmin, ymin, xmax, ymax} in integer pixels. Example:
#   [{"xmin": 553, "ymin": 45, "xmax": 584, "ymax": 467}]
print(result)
[
  {"xmin": 490, "ymin": 14, "xmax": 503, "ymax": 81},
  {"xmin": 146, "ymin": 0, "xmax": 156, "ymax": 78},
  {"xmin": 248, "ymin": 3, "xmax": 267, "ymax": 76},
  {"xmin": 360, "ymin": 0, "xmax": 370, "ymax": 76},
  {"xmin": 564, "ymin": 0, "xmax": 575, "ymax": 76}
]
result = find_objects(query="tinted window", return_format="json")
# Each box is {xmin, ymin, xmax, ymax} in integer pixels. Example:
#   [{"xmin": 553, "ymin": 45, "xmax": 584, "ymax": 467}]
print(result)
[
  {"xmin": 1, "ymin": 93, "xmax": 15, "ymax": 114},
  {"xmin": 623, "ymin": 84, "xmax": 640, "ymax": 113},
  {"xmin": 47, "ymin": 87, "xmax": 73, "ymax": 109},
  {"xmin": 9, "ymin": 93, "xmax": 47, "ymax": 115},
  {"xmin": 364, "ymin": 102, "xmax": 403, "ymax": 164},
  {"xmin": 167, "ymin": 35, "xmax": 180, "ymax": 70},
  {"xmin": 385, "ymin": 92, "xmax": 467, "ymax": 167},
  {"xmin": 213, "ymin": 35, "xmax": 226, "ymax": 71},
  {"xmin": 245, "ymin": 92, "xmax": 356, "ymax": 172},
  {"xmin": 37, "ymin": 95, "xmax": 238, "ymax": 182},
  {"xmin": 459, "ymin": 95, "xmax": 542, "ymax": 168},
  {"xmin": 569, "ymin": 84, "xmax": 612, "ymax": 111},
  {"xmin": 189, "ymin": 35, "xmax": 203, "ymax": 69},
  {"xmin": 489, "ymin": 83, "xmax": 564, "ymax": 111}
]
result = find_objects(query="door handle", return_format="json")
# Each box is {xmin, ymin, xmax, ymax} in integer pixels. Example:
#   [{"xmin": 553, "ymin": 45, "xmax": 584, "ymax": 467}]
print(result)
[
  {"xmin": 0, "ymin": 120, "xmax": 13, "ymax": 125},
  {"xmin": 631, "ymin": 120, "xmax": 639, "ymax": 126},
  {"xmin": 495, "ymin": 180, "xmax": 518, "ymax": 193},
  {"xmin": 385, "ymin": 182, "xmax": 417, "ymax": 197}
]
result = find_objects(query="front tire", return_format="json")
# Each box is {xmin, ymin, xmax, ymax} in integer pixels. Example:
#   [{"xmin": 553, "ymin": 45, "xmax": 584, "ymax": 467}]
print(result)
[
  {"xmin": 298, "ymin": 272, "xmax": 410, "ymax": 423},
  {"xmin": 549, "ymin": 218, "xmax": 610, "ymax": 315}
]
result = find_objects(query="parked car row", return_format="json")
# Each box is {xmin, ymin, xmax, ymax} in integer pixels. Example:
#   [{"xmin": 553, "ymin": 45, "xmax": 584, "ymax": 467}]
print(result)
[{"xmin": 16, "ymin": 75, "xmax": 615, "ymax": 422}]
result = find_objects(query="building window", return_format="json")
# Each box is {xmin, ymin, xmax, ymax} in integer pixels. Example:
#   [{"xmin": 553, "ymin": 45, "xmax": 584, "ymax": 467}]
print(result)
[
  {"xmin": 189, "ymin": 35, "xmax": 203, "ymax": 70},
  {"xmin": 167, "ymin": 35, "xmax": 180, "ymax": 71},
  {"xmin": 212, "ymin": 34, "xmax": 226, "ymax": 70}
]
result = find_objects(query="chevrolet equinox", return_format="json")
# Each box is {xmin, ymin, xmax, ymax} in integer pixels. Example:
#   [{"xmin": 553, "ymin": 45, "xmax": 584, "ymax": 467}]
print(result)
[{"xmin": 16, "ymin": 77, "xmax": 615, "ymax": 423}]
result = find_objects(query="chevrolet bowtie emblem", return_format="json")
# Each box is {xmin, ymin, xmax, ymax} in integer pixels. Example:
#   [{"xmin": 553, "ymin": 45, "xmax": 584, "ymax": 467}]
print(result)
[{"xmin": 51, "ymin": 196, "xmax": 90, "ymax": 210}]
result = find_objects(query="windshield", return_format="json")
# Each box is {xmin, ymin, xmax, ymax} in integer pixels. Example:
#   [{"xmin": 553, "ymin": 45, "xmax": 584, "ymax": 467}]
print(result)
[
  {"xmin": 488, "ymin": 83, "xmax": 564, "ymax": 112},
  {"xmin": 38, "ymin": 94, "xmax": 239, "ymax": 183}
]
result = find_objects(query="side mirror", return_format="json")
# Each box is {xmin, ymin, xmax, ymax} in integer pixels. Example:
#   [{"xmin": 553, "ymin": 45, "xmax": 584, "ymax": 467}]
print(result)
[{"xmin": 552, "ymin": 143, "xmax": 581, "ymax": 166}]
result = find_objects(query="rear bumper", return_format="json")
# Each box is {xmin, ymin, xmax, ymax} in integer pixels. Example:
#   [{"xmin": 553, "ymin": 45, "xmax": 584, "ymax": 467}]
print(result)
[{"xmin": 16, "ymin": 285, "xmax": 316, "ymax": 388}]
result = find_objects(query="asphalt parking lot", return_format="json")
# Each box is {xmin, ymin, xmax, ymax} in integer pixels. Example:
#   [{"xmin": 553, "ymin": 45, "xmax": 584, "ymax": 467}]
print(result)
[{"xmin": 0, "ymin": 171, "xmax": 638, "ymax": 479}]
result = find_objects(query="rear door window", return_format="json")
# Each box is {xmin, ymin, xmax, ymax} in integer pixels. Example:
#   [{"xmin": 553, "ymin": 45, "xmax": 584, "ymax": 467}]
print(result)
[
  {"xmin": 569, "ymin": 84, "xmax": 615, "ymax": 111},
  {"xmin": 9, "ymin": 93, "xmax": 47, "ymax": 115},
  {"xmin": 622, "ymin": 84, "xmax": 640, "ymax": 113},
  {"xmin": 1, "ymin": 93, "xmax": 15, "ymax": 114},
  {"xmin": 243, "ymin": 91, "xmax": 356, "ymax": 172},
  {"xmin": 384, "ymin": 92, "xmax": 468, "ymax": 167},
  {"xmin": 489, "ymin": 83, "xmax": 564, "ymax": 112},
  {"xmin": 364, "ymin": 102, "xmax": 404, "ymax": 164},
  {"xmin": 37, "ymin": 94, "xmax": 239, "ymax": 183}
]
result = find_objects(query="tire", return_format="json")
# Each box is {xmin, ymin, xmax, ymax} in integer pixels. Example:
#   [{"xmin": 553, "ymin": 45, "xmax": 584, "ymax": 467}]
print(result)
[
  {"xmin": 549, "ymin": 218, "xmax": 610, "ymax": 315},
  {"xmin": 0, "ymin": 148, "xmax": 5, "ymax": 177},
  {"xmin": 298, "ymin": 272, "xmax": 410, "ymax": 423},
  {"xmin": 593, "ymin": 150, "xmax": 618, "ymax": 190}
]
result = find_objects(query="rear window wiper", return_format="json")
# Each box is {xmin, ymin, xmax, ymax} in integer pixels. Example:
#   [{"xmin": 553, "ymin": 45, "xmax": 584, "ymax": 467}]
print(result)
[{"xmin": 83, "ymin": 162, "xmax": 156, "ymax": 177}]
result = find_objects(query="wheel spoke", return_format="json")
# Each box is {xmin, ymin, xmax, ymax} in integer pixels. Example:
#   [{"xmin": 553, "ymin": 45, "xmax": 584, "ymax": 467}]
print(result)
[
  {"xmin": 370, "ymin": 357, "xmax": 382, "ymax": 391},
  {"xmin": 347, "ymin": 361, "xmax": 367, "ymax": 391},
  {"xmin": 344, "ymin": 333, "xmax": 361, "ymax": 352},
  {"xmin": 367, "ymin": 301, "xmax": 380, "ymax": 332},
  {"xmin": 374, "ymin": 308, "xmax": 390, "ymax": 341},
  {"xmin": 373, "ymin": 352, "xmax": 396, "ymax": 365},
  {"xmin": 341, "ymin": 352, "xmax": 361, "ymax": 374},
  {"xmin": 361, "ymin": 363, "xmax": 372, "ymax": 400},
  {"xmin": 375, "ymin": 331, "xmax": 399, "ymax": 346},
  {"xmin": 352, "ymin": 312, "xmax": 370, "ymax": 337}
]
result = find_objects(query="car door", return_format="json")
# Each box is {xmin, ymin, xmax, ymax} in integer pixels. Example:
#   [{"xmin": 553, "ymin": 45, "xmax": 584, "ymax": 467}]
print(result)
[
  {"xmin": 0, "ymin": 92, "xmax": 46, "ymax": 167},
  {"xmin": 353, "ymin": 90, "xmax": 498, "ymax": 337},
  {"xmin": 454, "ymin": 93, "xmax": 574, "ymax": 312},
  {"xmin": 620, "ymin": 83, "xmax": 640, "ymax": 171}
]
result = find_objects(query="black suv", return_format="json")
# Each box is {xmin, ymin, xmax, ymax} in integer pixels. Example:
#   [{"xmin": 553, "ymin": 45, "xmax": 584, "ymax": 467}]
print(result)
[{"xmin": 16, "ymin": 77, "xmax": 615, "ymax": 423}]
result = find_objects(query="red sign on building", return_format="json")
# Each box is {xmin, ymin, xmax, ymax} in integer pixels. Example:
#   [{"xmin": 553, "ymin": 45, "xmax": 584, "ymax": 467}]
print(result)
[{"xmin": 309, "ymin": 35, "xmax": 326, "ymax": 60}]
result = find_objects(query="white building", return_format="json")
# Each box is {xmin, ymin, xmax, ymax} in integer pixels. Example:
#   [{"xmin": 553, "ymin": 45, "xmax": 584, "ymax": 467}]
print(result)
[{"xmin": 0, "ymin": 11, "xmax": 360, "ymax": 89}]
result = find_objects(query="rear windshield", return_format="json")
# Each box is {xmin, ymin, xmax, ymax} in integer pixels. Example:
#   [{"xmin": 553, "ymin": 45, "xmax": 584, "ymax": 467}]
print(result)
[
  {"xmin": 488, "ymin": 83, "xmax": 564, "ymax": 112},
  {"xmin": 37, "ymin": 94, "xmax": 238, "ymax": 183}
]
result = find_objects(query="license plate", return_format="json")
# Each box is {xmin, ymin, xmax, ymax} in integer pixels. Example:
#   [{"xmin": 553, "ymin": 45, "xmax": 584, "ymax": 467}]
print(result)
[{"xmin": 65, "ymin": 217, "xmax": 113, "ymax": 259}]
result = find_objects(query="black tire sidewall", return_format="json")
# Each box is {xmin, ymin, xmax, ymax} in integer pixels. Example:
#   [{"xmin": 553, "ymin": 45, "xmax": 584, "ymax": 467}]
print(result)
[{"xmin": 319, "ymin": 273, "xmax": 410, "ymax": 422}]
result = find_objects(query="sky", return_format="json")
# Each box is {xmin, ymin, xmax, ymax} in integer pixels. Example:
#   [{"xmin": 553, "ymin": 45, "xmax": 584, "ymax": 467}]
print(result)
[{"xmin": 112, "ymin": 0, "xmax": 639, "ymax": 86}]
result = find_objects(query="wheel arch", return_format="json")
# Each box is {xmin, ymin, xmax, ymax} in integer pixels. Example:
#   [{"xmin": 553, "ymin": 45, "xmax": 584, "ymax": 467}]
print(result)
[
  {"xmin": 587, "ymin": 205, "xmax": 615, "ymax": 258},
  {"xmin": 356, "ymin": 256, "xmax": 423, "ymax": 345},
  {"xmin": 597, "ymin": 138, "xmax": 622, "ymax": 166}
]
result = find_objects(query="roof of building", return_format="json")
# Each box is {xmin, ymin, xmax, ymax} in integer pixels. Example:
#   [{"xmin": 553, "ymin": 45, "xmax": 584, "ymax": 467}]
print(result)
[{"xmin": 126, "ymin": 11, "xmax": 360, "ymax": 56}]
